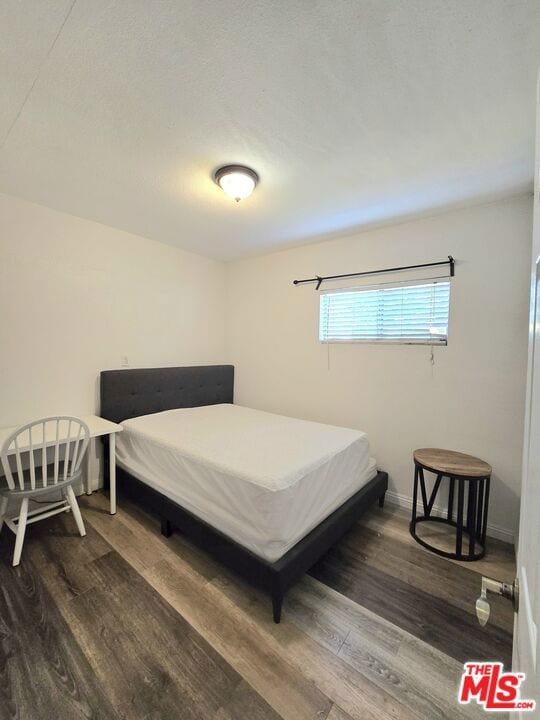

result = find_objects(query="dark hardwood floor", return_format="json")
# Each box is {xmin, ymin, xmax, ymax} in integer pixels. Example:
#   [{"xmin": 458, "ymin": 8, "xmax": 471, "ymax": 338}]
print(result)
[
  {"xmin": 0, "ymin": 492, "xmax": 515, "ymax": 720},
  {"xmin": 309, "ymin": 524, "xmax": 513, "ymax": 666}
]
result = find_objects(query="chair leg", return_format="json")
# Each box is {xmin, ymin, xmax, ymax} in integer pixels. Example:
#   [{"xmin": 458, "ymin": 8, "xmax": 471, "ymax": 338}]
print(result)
[
  {"xmin": 66, "ymin": 486, "xmax": 86, "ymax": 537},
  {"xmin": 0, "ymin": 496, "xmax": 8, "ymax": 534},
  {"xmin": 13, "ymin": 497, "xmax": 29, "ymax": 567}
]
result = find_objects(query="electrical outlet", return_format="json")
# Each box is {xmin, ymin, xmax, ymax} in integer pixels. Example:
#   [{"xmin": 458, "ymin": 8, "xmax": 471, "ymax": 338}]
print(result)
[{"xmin": 121, "ymin": 355, "xmax": 129, "ymax": 368}]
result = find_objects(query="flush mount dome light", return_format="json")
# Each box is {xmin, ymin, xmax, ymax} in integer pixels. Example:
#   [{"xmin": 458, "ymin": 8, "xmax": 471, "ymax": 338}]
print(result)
[{"xmin": 214, "ymin": 165, "xmax": 259, "ymax": 202}]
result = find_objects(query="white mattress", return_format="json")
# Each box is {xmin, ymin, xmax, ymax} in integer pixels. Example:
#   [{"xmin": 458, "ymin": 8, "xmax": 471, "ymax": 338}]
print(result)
[{"xmin": 116, "ymin": 404, "xmax": 377, "ymax": 562}]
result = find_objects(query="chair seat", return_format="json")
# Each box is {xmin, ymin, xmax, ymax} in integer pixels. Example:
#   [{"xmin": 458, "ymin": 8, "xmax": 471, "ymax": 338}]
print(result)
[{"xmin": 0, "ymin": 464, "xmax": 82, "ymax": 497}]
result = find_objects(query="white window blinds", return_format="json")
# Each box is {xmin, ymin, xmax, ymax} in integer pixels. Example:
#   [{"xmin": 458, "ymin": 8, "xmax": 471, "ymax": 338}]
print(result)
[{"xmin": 319, "ymin": 280, "xmax": 450, "ymax": 344}]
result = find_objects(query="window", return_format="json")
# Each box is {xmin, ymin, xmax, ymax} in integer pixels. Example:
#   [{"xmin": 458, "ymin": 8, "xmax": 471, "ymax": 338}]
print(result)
[{"xmin": 319, "ymin": 279, "xmax": 450, "ymax": 344}]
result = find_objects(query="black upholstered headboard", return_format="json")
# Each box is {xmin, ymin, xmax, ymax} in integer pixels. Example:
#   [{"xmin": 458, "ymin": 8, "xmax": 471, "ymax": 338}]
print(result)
[{"xmin": 100, "ymin": 365, "xmax": 234, "ymax": 424}]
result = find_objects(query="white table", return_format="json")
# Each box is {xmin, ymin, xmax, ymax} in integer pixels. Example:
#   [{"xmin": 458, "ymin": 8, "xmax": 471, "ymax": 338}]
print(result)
[{"xmin": 0, "ymin": 415, "xmax": 123, "ymax": 515}]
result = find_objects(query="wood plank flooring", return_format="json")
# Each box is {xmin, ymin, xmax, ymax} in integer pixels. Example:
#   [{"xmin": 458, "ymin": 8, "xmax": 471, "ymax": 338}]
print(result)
[
  {"xmin": 0, "ymin": 493, "xmax": 515, "ymax": 720},
  {"xmin": 309, "ymin": 524, "xmax": 513, "ymax": 665}
]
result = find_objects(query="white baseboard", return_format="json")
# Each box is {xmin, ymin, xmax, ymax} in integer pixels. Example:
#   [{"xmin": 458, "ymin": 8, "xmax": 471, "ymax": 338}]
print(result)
[{"xmin": 384, "ymin": 490, "xmax": 515, "ymax": 546}]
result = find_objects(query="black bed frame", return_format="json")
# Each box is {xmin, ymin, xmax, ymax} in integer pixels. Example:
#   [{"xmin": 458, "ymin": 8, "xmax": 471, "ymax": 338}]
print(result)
[{"xmin": 100, "ymin": 365, "xmax": 388, "ymax": 622}]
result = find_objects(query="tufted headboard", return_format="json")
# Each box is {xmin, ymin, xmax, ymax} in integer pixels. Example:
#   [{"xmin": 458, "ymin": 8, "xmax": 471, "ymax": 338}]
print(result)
[{"xmin": 100, "ymin": 365, "xmax": 234, "ymax": 424}]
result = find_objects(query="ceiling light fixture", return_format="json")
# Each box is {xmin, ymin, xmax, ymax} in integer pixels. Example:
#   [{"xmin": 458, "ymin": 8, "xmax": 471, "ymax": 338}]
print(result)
[{"xmin": 214, "ymin": 165, "xmax": 259, "ymax": 202}]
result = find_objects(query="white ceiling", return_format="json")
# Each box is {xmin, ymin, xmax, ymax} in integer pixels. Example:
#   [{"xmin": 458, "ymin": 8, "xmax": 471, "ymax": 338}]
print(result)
[{"xmin": 1, "ymin": 1, "xmax": 539, "ymax": 261}]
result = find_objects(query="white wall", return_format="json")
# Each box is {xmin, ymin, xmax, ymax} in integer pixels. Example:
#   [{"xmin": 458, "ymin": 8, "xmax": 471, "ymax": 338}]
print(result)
[
  {"xmin": 0, "ymin": 193, "xmax": 226, "ymax": 485},
  {"xmin": 226, "ymin": 196, "xmax": 533, "ymax": 541}
]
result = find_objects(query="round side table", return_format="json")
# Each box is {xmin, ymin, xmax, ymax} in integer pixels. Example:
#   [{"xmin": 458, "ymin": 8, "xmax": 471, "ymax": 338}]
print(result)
[{"xmin": 410, "ymin": 448, "xmax": 492, "ymax": 561}]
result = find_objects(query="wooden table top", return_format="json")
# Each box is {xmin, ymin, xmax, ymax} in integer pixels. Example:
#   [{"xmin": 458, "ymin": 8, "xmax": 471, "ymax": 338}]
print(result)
[{"xmin": 413, "ymin": 448, "xmax": 492, "ymax": 477}]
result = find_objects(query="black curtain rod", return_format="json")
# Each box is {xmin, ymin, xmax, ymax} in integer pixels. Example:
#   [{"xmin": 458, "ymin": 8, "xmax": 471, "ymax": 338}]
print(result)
[{"xmin": 293, "ymin": 255, "xmax": 455, "ymax": 290}]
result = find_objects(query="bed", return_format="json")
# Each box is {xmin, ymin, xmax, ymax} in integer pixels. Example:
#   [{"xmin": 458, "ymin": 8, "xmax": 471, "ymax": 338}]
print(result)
[{"xmin": 100, "ymin": 365, "xmax": 388, "ymax": 622}]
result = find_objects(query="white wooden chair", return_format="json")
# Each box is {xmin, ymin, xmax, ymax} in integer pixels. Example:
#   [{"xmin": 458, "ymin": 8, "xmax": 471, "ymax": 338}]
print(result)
[{"xmin": 0, "ymin": 416, "xmax": 90, "ymax": 566}]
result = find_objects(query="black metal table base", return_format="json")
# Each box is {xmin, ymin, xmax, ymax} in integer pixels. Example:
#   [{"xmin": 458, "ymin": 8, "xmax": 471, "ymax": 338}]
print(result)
[{"xmin": 409, "ymin": 463, "xmax": 490, "ymax": 561}]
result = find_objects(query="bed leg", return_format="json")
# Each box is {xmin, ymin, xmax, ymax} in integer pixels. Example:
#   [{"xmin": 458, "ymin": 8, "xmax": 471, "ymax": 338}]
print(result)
[
  {"xmin": 272, "ymin": 589, "xmax": 283, "ymax": 624},
  {"xmin": 161, "ymin": 518, "xmax": 173, "ymax": 538},
  {"xmin": 378, "ymin": 493, "xmax": 386, "ymax": 508}
]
